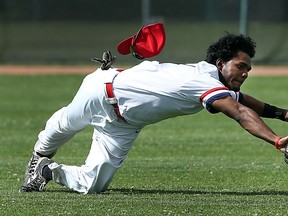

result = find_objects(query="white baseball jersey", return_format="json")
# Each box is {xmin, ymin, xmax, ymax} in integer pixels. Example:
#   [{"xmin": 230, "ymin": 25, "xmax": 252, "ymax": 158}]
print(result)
[
  {"xmin": 35, "ymin": 60, "xmax": 243, "ymax": 194},
  {"xmin": 114, "ymin": 60, "xmax": 242, "ymax": 126}
]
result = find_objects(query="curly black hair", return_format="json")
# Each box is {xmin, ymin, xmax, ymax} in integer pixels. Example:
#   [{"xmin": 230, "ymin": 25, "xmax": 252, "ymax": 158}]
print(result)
[{"xmin": 205, "ymin": 33, "xmax": 256, "ymax": 65}]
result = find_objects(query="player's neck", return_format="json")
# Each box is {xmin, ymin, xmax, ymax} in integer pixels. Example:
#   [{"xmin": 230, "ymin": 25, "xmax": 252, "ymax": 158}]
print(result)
[{"xmin": 218, "ymin": 71, "xmax": 229, "ymax": 88}]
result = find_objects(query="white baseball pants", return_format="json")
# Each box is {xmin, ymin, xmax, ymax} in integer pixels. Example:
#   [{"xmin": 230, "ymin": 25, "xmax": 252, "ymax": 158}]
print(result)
[{"xmin": 34, "ymin": 69, "xmax": 142, "ymax": 194}]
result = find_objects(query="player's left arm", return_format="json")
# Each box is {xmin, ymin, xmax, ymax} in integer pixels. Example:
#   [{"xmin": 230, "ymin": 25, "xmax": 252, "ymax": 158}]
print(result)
[
  {"xmin": 240, "ymin": 93, "xmax": 288, "ymax": 121},
  {"xmin": 211, "ymin": 96, "xmax": 288, "ymax": 151}
]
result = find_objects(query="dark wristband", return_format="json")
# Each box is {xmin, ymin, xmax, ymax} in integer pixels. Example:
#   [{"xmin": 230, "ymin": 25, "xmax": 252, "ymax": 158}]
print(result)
[{"xmin": 263, "ymin": 103, "xmax": 287, "ymax": 121}]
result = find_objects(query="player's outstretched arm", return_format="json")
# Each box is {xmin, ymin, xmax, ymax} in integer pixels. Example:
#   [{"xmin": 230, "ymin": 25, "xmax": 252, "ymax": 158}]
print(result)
[
  {"xmin": 240, "ymin": 93, "xmax": 288, "ymax": 121},
  {"xmin": 211, "ymin": 96, "xmax": 288, "ymax": 150}
]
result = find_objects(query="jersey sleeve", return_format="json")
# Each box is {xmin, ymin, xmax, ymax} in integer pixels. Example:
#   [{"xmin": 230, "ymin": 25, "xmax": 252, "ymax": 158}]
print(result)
[{"xmin": 199, "ymin": 87, "xmax": 243, "ymax": 113}]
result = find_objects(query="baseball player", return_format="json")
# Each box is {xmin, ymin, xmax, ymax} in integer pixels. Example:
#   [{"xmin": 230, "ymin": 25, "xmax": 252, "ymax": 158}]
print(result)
[{"xmin": 19, "ymin": 33, "xmax": 288, "ymax": 194}]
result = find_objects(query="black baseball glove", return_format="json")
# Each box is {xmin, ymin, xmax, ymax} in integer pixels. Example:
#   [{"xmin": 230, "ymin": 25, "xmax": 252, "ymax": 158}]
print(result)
[
  {"xmin": 284, "ymin": 145, "xmax": 288, "ymax": 164},
  {"xmin": 91, "ymin": 50, "xmax": 116, "ymax": 70}
]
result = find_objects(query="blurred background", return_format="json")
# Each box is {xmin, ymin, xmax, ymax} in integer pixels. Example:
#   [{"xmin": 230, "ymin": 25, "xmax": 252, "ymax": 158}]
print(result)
[{"xmin": 0, "ymin": 0, "xmax": 288, "ymax": 65}]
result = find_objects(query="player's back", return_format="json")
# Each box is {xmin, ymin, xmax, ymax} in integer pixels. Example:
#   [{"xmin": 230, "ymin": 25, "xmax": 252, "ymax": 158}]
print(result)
[{"xmin": 113, "ymin": 60, "xmax": 218, "ymax": 126}]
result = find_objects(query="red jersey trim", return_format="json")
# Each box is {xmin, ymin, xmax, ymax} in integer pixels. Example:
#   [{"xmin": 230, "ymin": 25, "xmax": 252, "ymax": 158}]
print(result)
[{"xmin": 199, "ymin": 87, "xmax": 229, "ymax": 103}]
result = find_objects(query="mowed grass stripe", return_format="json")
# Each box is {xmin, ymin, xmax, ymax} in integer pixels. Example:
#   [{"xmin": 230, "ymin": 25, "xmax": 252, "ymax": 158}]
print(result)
[{"xmin": 0, "ymin": 74, "xmax": 288, "ymax": 215}]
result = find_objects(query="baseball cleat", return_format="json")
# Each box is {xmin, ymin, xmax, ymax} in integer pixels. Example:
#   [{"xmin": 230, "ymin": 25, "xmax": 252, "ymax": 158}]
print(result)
[
  {"xmin": 19, "ymin": 157, "xmax": 53, "ymax": 192},
  {"xmin": 20, "ymin": 152, "xmax": 41, "ymax": 190}
]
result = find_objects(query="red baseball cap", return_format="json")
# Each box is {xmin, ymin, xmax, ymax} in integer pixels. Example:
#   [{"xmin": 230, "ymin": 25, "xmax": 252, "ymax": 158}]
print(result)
[{"xmin": 117, "ymin": 22, "xmax": 166, "ymax": 59}]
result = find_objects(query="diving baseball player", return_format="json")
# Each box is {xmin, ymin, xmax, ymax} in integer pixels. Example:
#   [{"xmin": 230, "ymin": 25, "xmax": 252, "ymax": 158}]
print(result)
[{"xmin": 19, "ymin": 33, "xmax": 288, "ymax": 194}]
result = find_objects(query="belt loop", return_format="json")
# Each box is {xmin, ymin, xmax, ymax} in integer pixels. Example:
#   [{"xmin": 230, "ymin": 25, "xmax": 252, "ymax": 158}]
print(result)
[
  {"xmin": 105, "ymin": 83, "xmax": 117, "ymax": 104},
  {"xmin": 105, "ymin": 82, "xmax": 126, "ymax": 122}
]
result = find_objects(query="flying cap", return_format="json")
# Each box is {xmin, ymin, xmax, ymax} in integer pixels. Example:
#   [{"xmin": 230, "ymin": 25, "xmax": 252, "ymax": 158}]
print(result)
[{"xmin": 117, "ymin": 22, "xmax": 166, "ymax": 59}]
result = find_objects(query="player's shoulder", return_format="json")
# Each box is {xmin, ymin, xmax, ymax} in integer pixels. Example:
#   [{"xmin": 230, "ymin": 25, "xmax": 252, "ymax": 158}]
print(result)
[
  {"xmin": 187, "ymin": 61, "xmax": 217, "ymax": 70},
  {"xmin": 130, "ymin": 60, "xmax": 217, "ymax": 76},
  {"xmin": 185, "ymin": 61, "xmax": 218, "ymax": 77}
]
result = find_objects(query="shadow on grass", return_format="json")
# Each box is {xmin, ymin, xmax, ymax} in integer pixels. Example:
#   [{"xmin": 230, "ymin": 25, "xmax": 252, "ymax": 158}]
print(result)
[
  {"xmin": 42, "ymin": 187, "xmax": 288, "ymax": 196},
  {"xmin": 108, "ymin": 188, "xmax": 288, "ymax": 196}
]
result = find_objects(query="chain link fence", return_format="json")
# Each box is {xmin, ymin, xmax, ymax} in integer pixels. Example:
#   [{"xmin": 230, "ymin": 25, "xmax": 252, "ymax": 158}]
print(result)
[{"xmin": 0, "ymin": 0, "xmax": 287, "ymax": 65}]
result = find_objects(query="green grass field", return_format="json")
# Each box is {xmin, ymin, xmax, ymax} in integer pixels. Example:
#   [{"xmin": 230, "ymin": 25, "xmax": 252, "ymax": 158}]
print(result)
[{"xmin": 1, "ymin": 74, "xmax": 288, "ymax": 215}]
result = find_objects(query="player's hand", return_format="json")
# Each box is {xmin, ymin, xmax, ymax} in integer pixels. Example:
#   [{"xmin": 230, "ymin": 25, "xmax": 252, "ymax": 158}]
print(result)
[
  {"xmin": 277, "ymin": 136, "xmax": 288, "ymax": 153},
  {"xmin": 284, "ymin": 111, "xmax": 288, "ymax": 122}
]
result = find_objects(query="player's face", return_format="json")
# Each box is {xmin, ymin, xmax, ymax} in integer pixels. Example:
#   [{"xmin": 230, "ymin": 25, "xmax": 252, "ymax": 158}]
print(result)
[{"xmin": 220, "ymin": 51, "xmax": 252, "ymax": 92}]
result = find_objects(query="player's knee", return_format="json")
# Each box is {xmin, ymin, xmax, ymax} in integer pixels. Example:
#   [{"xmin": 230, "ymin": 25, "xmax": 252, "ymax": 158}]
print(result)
[{"xmin": 88, "ymin": 162, "xmax": 117, "ymax": 194}]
